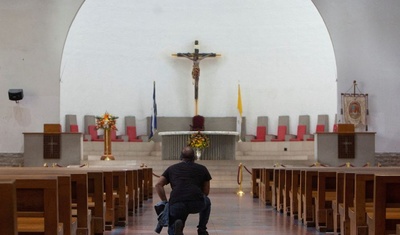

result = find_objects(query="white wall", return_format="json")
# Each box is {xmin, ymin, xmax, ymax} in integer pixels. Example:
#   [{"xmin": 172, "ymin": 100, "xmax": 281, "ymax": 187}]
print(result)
[
  {"xmin": 60, "ymin": 0, "xmax": 337, "ymax": 138},
  {"xmin": 0, "ymin": 0, "xmax": 84, "ymax": 152},
  {"xmin": 312, "ymin": 0, "xmax": 400, "ymax": 152}
]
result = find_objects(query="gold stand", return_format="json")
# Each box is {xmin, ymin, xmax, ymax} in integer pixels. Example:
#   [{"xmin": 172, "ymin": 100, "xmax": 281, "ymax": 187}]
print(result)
[
  {"xmin": 237, "ymin": 163, "xmax": 245, "ymax": 197},
  {"xmin": 101, "ymin": 129, "xmax": 115, "ymax": 160}
]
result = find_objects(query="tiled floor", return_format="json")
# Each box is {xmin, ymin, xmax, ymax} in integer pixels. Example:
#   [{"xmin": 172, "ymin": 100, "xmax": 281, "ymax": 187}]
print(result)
[{"xmin": 105, "ymin": 192, "xmax": 324, "ymax": 235}]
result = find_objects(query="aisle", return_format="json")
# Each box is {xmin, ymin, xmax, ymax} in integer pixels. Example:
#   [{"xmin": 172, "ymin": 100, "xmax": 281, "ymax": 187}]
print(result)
[{"xmin": 105, "ymin": 192, "xmax": 324, "ymax": 235}]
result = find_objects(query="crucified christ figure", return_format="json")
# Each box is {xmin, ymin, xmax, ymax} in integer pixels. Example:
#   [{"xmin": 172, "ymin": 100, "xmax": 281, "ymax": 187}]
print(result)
[{"xmin": 173, "ymin": 40, "xmax": 220, "ymax": 115}]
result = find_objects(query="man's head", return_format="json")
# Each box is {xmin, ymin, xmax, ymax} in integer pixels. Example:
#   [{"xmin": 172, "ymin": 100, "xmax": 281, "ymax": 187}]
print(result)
[{"xmin": 180, "ymin": 146, "xmax": 195, "ymax": 161}]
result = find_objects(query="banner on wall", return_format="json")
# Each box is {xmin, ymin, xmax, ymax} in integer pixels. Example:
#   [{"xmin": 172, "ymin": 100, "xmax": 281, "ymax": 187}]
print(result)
[{"xmin": 342, "ymin": 93, "xmax": 368, "ymax": 128}]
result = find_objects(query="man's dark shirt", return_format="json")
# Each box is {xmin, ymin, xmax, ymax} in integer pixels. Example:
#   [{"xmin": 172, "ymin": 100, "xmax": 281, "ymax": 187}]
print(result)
[{"xmin": 162, "ymin": 161, "xmax": 212, "ymax": 205}]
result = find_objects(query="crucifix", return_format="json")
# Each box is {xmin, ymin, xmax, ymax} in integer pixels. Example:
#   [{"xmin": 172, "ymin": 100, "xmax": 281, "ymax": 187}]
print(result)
[
  {"xmin": 172, "ymin": 40, "xmax": 221, "ymax": 115},
  {"xmin": 47, "ymin": 137, "xmax": 58, "ymax": 157},
  {"xmin": 342, "ymin": 138, "xmax": 353, "ymax": 155}
]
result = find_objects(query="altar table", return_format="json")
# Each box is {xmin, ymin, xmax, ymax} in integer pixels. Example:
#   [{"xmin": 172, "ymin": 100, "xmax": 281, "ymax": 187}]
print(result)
[{"xmin": 158, "ymin": 131, "xmax": 239, "ymax": 160}]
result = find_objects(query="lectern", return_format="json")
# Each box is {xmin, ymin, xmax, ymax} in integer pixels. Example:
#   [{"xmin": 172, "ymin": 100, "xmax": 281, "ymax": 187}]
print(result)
[{"xmin": 314, "ymin": 124, "xmax": 375, "ymax": 166}]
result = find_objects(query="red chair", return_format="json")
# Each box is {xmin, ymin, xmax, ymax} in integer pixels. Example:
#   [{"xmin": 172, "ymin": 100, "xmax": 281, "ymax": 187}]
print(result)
[
  {"xmin": 111, "ymin": 129, "xmax": 124, "ymax": 142},
  {"xmin": 70, "ymin": 124, "xmax": 79, "ymax": 133},
  {"xmin": 126, "ymin": 126, "xmax": 143, "ymax": 142},
  {"xmin": 88, "ymin": 125, "xmax": 103, "ymax": 141},
  {"xmin": 251, "ymin": 126, "xmax": 267, "ymax": 142},
  {"xmin": 271, "ymin": 126, "xmax": 287, "ymax": 142},
  {"xmin": 70, "ymin": 124, "xmax": 89, "ymax": 141},
  {"xmin": 190, "ymin": 115, "xmax": 205, "ymax": 131},
  {"xmin": 290, "ymin": 125, "xmax": 307, "ymax": 141},
  {"xmin": 306, "ymin": 124, "xmax": 325, "ymax": 141}
]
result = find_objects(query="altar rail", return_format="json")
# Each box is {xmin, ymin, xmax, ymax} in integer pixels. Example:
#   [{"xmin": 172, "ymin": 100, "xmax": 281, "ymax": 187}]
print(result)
[{"xmin": 159, "ymin": 131, "xmax": 238, "ymax": 160}]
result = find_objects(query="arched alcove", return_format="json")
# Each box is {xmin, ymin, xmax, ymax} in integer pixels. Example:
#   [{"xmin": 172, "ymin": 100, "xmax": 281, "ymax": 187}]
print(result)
[{"xmin": 60, "ymin": 1, "xmax": 337, "ymax": 136}]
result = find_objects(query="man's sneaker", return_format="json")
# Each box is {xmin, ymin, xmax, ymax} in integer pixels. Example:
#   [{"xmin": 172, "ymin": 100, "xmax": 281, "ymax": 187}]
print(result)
[
  {"xmin": 198, "ymin": 230, "xmax": 209, "ymax": 235},
  {"xmin": 174, "ymin": 219, "xmax": 184, "ymax": 235}
]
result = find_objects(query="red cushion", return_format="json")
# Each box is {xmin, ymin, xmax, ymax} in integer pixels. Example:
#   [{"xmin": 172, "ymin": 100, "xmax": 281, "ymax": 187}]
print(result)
[
  {"xmin": 70, "ymin": 124, "xmax": 79, "ymax": 133},
  {"xmin": 127, "ymin": 126, "xmax": 143, "ymax": 142},
  {"xmin": 290, "ymin": 125, "xmax": 306, "ymax": 141},
  {"xmin": 88, "ymin": 125, "xmax": 102, "ymax": 141},
  {"xmin": 111, "ymin": 129, "xmax": 123, "ymax": 142},
  {"xmin": 271, "ymin": 126, "xmax": 287, "ymax": 141},
  {"xmin": 316, "ymin": 124, "xmax": 325, "ymax": 133},
  {"xmin": 307, "ymin": 124, "xmax": 326, "ymax": 141},
  {"xmin": 251, "ymin": 126, "xmax": 266, "ymax": 142}
]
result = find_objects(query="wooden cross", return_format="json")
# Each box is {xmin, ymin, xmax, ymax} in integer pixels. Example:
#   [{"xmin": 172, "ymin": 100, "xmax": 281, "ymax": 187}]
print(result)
[
  {"xmin": 47, "ymin": 137, "xmax": 58, "ymax": 156},
  {"xmin": 172, "ymin": 40, "xmax": 220, "ymax": 115},
  {"xmin": 342, "ymin": 139, "xmax": 353, "ymax": 154}
]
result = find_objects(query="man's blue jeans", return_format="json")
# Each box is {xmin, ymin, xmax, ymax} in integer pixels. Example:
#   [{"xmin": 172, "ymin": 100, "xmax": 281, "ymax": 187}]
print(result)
[{"xmin": 168, "ymin": 195, "xmax": 211, "ymax": 235}]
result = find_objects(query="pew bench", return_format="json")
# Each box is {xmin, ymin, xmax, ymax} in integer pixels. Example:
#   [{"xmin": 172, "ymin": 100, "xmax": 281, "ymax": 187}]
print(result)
[
  {"xmin": 0, "ymin": 179, "xmax": 17, "ymax": 235},
  {"xmin": 0, "ymin": 175, "xmax": 63, "ymax": 235},
  {"xmin": 17, "ymin": 217, "xmax": 64, "ymax": 234},
  {"xmin": 259, "ymin": 168, "xmax": 274, "ymax": 206},
  {"xmin": 252, "ymin": 168, "xmax": 262, "ymax": 198},
  {"xmin": 366, "ymin": 174, "xmax": 400, "ymax": 235},
  {"xmin": 0, "ymin": 172, "xmax": 76, "ymax": 235},
  {"xmin": 315, "ymin": 170, "xmax": 337, "ymax": 232}
]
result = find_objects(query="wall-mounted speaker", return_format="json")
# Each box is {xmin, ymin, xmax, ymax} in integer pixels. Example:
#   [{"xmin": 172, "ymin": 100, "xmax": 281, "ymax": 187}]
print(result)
[{"xmin": 8, "ymin": 89, "xmax": 24, "ymax": 102}]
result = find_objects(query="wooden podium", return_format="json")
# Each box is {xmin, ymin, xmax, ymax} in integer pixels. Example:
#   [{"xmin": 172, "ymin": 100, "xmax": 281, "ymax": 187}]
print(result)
[{"xmin": 337, "ymin": 124, "xmax": 355, "ymax": 159}]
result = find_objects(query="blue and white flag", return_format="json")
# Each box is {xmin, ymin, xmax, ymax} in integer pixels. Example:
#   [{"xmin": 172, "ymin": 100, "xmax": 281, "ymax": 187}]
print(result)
[{"xmin": 149, "ymin": 81, "xmax": 158, "ymax": 139}]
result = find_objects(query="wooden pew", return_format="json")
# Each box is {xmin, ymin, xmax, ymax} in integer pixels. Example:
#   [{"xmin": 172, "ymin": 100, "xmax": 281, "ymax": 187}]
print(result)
[
  {"xmin": 137, "ymin": 168, "xmax": 145, "ymax": 207},
  {"xmin": 0, "ymin": 179, "xmax": 17, "ymax": 235},
  {"xmin": 126, "ymin": 168, "xmax": 138, "ymax": 215},
  {"xmin": 112, "ymin": 168, "xmax": 128, "ymax": 227},
  {"xmin": 289, "ymin": 168, "xmax": 301, "ymax": 219},
  {"xmin": 367, "ymin": 173, "xmax": 400, "ymax": 235},
  {"xmin": 281, "ymin": 168, "xmax": 291, "ymax": 216},
  {"xmin": 315, "ymin": 169, "xmax": 337, "ymax": 232},
  {"xmin": 252, "ymin": 168, "xmax": 262, "ymax": 198},
  {"xmin": 259, "ymin": 168, "xmax": 273, "ymax": 206},
  {"xmin": 65, "ymin": 167, "xmax": 105, "ymax": 235},
  {"xmin": 334, "ymin": 170, "xmax": 347, "ymax": 234},
  {"xmin": 131, "ymin": 169, "xmax": 139, "ymax": 212},
  {"xmin": 273, "ymin": 168, "xmax": 286, "ymax": 212},
  {"xmin": 0, "ymin": 175, "xmax": 63, "ymax": 235},
  {"xmin": 0, "ymin": 167, "xmax": 78, "ymax": 235},
  {"xmin": 336, "ymin": 167, "xmax": 400, "ymax": 235},
  {"xmin": 300, "ymin": 168, "xmax": 318, "ymax": 227},
  {"xmin": 348, "ymin": 172, "xmax": 374, "ymax": 235}
]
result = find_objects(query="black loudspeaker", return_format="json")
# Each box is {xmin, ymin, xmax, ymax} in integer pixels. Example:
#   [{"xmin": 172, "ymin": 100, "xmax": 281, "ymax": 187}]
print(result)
[{"xmin": 8, "ymin": 89, "xmax": 24, "ymax": 102}]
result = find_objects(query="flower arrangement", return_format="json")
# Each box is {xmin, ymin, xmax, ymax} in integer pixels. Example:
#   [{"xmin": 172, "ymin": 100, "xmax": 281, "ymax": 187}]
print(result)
[
  {"xmin": 95, "ymin": 112, "xmax": 118, "ymax": 130},
  {"xmin": 188, "ymin": 131, "xmax": 210, "ymax": 149}
]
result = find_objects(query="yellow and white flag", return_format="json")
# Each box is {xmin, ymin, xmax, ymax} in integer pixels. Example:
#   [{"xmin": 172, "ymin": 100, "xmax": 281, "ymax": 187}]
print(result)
[{"xmin": 237, "ymin": 84, "xmax": 243, "ymax": 140}]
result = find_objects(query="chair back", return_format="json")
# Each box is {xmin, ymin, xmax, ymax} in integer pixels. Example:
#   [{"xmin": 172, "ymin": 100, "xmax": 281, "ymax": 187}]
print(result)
[
  {"xmin": 256, "ymin": 126, "xmax": 267, "ymax": 140},
  {"xmin": 297, "ymin": 125, "xmax": 307, "ymax": 140},
  {"xmin": 70, "ymin": 124, "xmax": 79, "ymax": 133},
  {"xmin": 111, "ymin": 129, "xmax": 117, "ymax": 140},
  {"xmin": 88, "ymin": 125, "xmax": 98, "ymax": 140},
  {"xmin": 191, "ymin": 115, "xmax": 205, "ymax": 131},
  {"xmin": 316, "ymin": 124, "xmax": 325, "ymax": 133},
  {"xmin": 276, "ymin": 125, "xmax": 287, "ymax": 140}
]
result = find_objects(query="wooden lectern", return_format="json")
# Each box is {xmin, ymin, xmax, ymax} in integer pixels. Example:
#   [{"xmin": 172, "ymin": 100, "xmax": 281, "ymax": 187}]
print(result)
[
  {"xmin": 43, "ymin": 124, "xmax": 61, "ymax": 159},
  {"xmin": 336, "ymin": 124, "xmax": 354, "ymax": 133},
  {"xmin": 337, "ymin": 124, "xmax": 355, "ymax": 158}
]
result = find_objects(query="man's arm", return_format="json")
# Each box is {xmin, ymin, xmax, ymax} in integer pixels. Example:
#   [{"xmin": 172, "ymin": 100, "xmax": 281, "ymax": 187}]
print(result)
[
  {"xmin": 202, "ymin": 180, "xmax": 210, "ymax": 196},
  {"xmin": 155, "ymin": 176, "xmax": 169, "ymax": 202}
]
